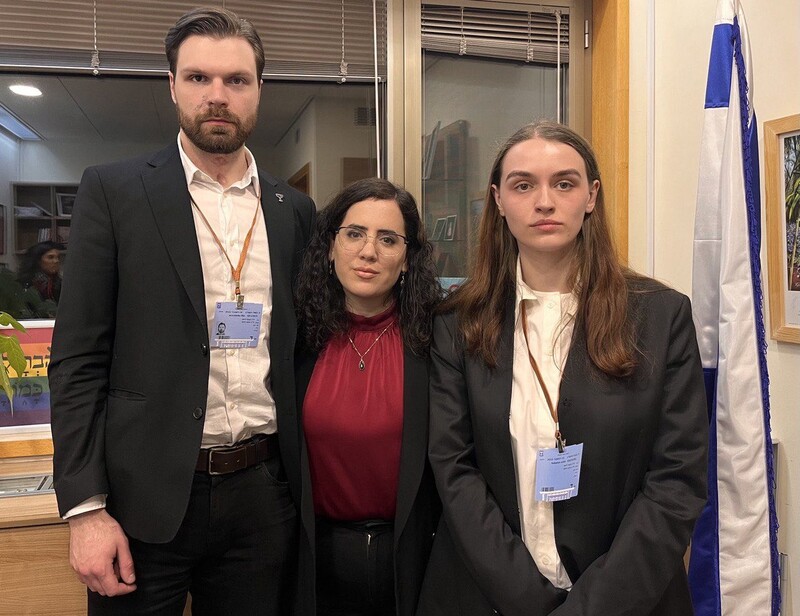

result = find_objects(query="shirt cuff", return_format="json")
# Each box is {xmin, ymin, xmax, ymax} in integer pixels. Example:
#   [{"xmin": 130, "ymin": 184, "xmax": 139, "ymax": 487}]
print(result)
[{"xmin": 63, "ymin": 495, "xmax": 107, "ymax": 520}]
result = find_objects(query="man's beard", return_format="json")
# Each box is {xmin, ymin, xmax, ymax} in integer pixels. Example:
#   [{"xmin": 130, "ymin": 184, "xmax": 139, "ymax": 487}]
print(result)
[{"xmin": 178, "ymin": 104, "xmax": 257, "ymax": 155}]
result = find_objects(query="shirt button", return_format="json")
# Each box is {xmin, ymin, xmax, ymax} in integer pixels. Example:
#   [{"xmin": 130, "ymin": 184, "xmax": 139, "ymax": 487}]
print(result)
[
  {"xmin": 200, "ymin": 344, "xmax": 209, "ymax": 356},
  {"xmin": 229, "ymin": 402, "xmax": 237, "ymax": 410},
  {"xmin": 227, "ymin": 349, "xmax": 235, "ymax": 356},
  {"xmin": 541, "ymin": 555, "xmax": 552, "ymax": 566},
  {"xmin": 192, "ymin": 407, "xmax": 204, "ymax": 420},
  {"xmin": 548, "ymin": 301, "xmax": 556, "ymax": 309}
]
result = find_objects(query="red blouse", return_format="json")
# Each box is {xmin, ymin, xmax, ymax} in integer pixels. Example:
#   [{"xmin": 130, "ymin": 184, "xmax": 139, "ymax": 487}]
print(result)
[{"xmin": 303, "ymin": 305, "xmax": 404, "ymax": 521}]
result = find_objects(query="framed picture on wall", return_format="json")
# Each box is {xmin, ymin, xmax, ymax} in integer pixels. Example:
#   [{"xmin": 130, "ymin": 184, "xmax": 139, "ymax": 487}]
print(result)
[
  {"xmin": 56, "ymin": 193, "xmax": 75, "ymax": 218},
  {"xmin": 765, "ymin": 114, "xmax": 800, "ymax": 343}
]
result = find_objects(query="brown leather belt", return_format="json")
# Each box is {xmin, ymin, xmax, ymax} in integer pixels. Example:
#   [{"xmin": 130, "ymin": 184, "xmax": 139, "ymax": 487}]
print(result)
[{"xmin": 195, "ymin": 434, "xmax": 277, "ymax": 475}]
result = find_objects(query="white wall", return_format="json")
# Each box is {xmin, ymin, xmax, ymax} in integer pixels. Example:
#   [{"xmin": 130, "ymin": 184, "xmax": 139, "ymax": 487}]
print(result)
[
  {"xmin": 314, "ymin": 96, "xmax": 376, "ymax": 207},
  {"xmin": 262, "ymin": 95, "xmax": 377, "ymax": 208},
  {"xmin": 18, "ymin": 140, "xmax": 162, "ymax": 184},
  {"xmin": 263, "ymin": 98, "xmax": 318, "ymax": 203},
  {"xmin": 0, "ymin": 129, "xmax": 20, "ymax": 267},
  {"xmin": 629, "ymin": 1, "xmax": 800, "ymax": 613}
]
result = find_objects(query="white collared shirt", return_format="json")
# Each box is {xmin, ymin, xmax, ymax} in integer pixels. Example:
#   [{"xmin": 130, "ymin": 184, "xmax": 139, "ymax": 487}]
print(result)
[
  {"xmin": 177, "ymin": 134, "xmax": 276, "ymax": 447},
  {"xmin": 509, "ymin": 258, "xmax": 576, "ymax": 590}
]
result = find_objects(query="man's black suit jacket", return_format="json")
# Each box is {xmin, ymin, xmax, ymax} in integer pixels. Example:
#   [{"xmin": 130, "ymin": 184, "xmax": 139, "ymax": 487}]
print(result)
[
  {"xmin": 49, "ymin": 143, "xmax": 315, "ymax": 543},
  {"xmin": 295, "ymin": 346, "xmax": 441, "ymax": 616},
  {"xmin": 417, "ymin": 279, "xmax": 708, "ymax": 616}
]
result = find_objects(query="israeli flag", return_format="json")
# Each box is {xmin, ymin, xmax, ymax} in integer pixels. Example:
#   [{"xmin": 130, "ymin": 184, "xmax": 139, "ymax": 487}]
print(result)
[{"xmin": 689, "ymin": 1, "xmax": 780, "ymax": 615}]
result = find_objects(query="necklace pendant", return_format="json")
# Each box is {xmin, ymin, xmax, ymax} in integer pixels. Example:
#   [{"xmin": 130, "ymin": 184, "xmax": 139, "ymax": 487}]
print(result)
[{"xmin": 359, "ymin": 359, "xmax": 365, "ymax": 371}]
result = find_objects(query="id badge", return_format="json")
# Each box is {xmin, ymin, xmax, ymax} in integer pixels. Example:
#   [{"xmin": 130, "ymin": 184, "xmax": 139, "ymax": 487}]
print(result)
[
  {"xmin": 212, "ymin": 302, "xmax": 262, "ymax": 348},
  {"xmin": 534, "ymin": 443, "xmax": 583, "ymax": 502}
]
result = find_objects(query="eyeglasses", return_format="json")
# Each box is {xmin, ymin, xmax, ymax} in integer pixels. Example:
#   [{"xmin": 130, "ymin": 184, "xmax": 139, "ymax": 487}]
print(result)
[{"xmin": 335, "ymin": 226, "xmax": 409, "ymax": 257}]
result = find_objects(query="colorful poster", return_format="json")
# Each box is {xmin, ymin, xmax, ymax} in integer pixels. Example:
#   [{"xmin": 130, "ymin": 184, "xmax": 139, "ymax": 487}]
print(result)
[{"xmin": 0, "ymin": 325, "xmax": 53, "ymax": 427}]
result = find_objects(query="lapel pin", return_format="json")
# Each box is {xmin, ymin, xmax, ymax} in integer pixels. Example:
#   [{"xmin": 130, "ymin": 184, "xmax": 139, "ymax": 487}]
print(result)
[{"xmin": 275, "ymin": 193, "xmax": 284, "ymax": 203}]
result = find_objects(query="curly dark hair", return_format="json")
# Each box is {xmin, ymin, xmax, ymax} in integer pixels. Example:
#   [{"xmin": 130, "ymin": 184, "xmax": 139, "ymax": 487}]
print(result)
[{"xmin": 296, "ymin": 178, "xmax": 442, "ymax": 356}]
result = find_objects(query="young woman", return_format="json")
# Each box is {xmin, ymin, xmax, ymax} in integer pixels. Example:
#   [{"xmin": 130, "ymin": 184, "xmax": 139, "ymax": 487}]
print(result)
[
  {"xmin": 295, "ymin": 177, "xmax": 442, "ymax": 616},
  {"xmin": 417, "ymin": 122, "xmax": 708, "ymax": 615},
  {"xmin": 18, "ymin": 240, "xmax": 64, "ymax": 303}
]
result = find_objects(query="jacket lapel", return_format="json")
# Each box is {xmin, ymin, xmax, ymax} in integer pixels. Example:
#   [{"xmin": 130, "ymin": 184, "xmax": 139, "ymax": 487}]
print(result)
[
  {"xmin": 556, "ymin": 319, "xmax": 588, "ymax": 438},
  {"xmin": 296, "ymin": 350, "xmax": 319, "ymax": 551},
  {"xmin": 260, "ymin": 175, "xmax": 297, "ymax": 361},
  {"xmin": 394, "ymin": 347, "xmax": 428, "ymax": 544},
  {"xmin": 482, "ymin": 298, "xmax": 522, "ymax": 534},
  {"xmin": 140, "ymin": 144, "xmax": 206, "ymax": 328}
]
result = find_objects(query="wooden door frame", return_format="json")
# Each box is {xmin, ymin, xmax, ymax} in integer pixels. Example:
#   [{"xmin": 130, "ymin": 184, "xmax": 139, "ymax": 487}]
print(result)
[
  {"xmin": 287, "ymin": 163, "xmax": 311, "ymax": 196},
  {"xmin": 591, "ymin": 0, "xmax": 629, "ymax": 260}
]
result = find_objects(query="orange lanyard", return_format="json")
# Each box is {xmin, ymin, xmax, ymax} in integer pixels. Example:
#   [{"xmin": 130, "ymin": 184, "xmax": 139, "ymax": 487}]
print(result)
[
  {"xmin": 520, "ymin": 301, "xmax": 566, "ymax": 452},
  {"xmin": 190, "ymin": 195, "xmax": 261, "ymax": 309}
]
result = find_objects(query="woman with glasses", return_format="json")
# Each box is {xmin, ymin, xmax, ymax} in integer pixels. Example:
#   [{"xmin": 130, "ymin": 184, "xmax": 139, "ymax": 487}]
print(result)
[
  {"xmin": 295, "ymin": 177, "xmax": 442, "ymax": 616},
  {"xmin": 416, "ymin": 123, "xmax": 707, "ymax": 615}
]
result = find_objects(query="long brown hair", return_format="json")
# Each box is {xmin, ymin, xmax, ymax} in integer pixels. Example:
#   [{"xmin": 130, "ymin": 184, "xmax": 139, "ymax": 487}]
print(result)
[{"xmin": 441, "ymin": 121, "xmax": 638, "ymax": 378}]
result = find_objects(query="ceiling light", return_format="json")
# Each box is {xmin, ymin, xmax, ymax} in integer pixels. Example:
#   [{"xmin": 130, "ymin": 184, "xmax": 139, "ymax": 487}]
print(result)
[{"xmin": 9, "ymin": 84, "xmax": 42, "ymax": 97}]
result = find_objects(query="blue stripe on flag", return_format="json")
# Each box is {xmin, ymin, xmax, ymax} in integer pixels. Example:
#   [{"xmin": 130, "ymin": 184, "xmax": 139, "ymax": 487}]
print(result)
[
  {"xmin": 704, "ymin": 24, "xmax": 734, "ymax": 109},
  {"xmin": 733, "ymin": 13, "xmax": 781, "ymax": 612},
  {"xmin": 688, "ymin": 368, "xmax": 721, "ymax": 616}
]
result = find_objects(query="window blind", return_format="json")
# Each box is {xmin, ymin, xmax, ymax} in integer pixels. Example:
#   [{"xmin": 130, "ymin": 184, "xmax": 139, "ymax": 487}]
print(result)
[
  {"xmin": 421, "ymin": 4, "xmax": 569, "ymax": 65},
  {"xmin": 0, "ymin": 1, "xmax": 387, "ymax": 80}
]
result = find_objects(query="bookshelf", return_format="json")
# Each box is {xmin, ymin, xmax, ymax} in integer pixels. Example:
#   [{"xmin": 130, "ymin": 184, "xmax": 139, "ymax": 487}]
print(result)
[{"xmin": 12, "ymin": 183, "xmax": 77, "ymax": 254}]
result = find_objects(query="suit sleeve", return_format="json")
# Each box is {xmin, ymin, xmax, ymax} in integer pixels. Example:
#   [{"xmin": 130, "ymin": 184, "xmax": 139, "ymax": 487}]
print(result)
[
  {"xmin": 550, "ymin": 295, "xmax": 708, "ymax": 615},
  {"xmin": 49, "ymin": 166, "xmax": 118, "ymax": 517},
  {"xmin": 428, "ymin": 313, "xmax": 566, "ymax": 616}
]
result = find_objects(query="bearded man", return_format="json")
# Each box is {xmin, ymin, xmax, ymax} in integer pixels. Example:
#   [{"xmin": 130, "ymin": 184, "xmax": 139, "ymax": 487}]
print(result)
[{"xmin": 48, "ymin": 8, "xmax": 315, "ymax": 615}]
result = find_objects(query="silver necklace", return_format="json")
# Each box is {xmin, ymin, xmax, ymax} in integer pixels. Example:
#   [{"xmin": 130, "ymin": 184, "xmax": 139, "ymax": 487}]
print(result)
[{"xmin": 347, "ymin": 321, "xmax": 394, "ymax": 371}]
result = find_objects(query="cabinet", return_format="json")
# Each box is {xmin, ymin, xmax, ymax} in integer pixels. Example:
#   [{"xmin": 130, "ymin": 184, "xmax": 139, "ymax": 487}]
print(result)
[
  {"xmin": 0, "ymin": 456, "xmax": 85, "ymax": 616},
  {"xmin": 0, "ymin": 455, "xmax": 190, "ymax": 616},
  {"xmin": 12, "ymin": 183, "xmax": 77, "ymax": 254}
]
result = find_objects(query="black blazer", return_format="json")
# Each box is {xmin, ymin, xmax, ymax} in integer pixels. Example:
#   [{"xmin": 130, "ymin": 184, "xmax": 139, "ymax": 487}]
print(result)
[
  {"xmin": 49, "ymin": 143, "xmax": 315, "ymax": 543},
  {"xmin": 295, "ymin": 345, "xmax": 441, "ymax": 616},
  {"xmin": 417, "ymin": 281, "xmax": 708, "ymax": 616}
]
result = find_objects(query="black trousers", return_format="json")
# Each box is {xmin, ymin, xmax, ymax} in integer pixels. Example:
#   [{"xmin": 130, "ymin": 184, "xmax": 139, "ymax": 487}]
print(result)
[
  {"xmin": 88, "ymin": 453, "xmax": 298, "ymax": 616},
  {"xmin": 315, "ymin": 518, "xmax": 395, "ymax": 616}
]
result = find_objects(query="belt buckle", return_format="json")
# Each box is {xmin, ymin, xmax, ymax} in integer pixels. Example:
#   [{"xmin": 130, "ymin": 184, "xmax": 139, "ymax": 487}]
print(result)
[{"xmin": 206, "ymin": 448, "xmax": 226, "ymax": 475}]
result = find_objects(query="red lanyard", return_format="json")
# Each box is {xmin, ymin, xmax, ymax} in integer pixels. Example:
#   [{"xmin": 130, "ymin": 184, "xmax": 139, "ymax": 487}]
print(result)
[
  {"xmin": 520, "ymin": 301, "xmax": 566, "ymax": 452},
  {"xmin": 191, "ymin": 195, "xmax": 261, "ymax": 309}
]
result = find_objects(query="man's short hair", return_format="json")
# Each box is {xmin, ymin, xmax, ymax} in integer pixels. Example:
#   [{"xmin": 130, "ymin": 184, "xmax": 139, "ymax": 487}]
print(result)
[{"xmin": 165, "ymin": 7, "xmax": 265, "ymax": 78}]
